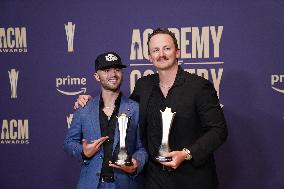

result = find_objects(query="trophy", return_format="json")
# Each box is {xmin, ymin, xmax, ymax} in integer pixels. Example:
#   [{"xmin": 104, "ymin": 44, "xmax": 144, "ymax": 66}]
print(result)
[
  {"xmin": 114, "ymin": 113, "xmax": 132, "ymax": 166},
  {"xmin": 156, "ymin": 107, "xmax": 176, "ymax": 162}
]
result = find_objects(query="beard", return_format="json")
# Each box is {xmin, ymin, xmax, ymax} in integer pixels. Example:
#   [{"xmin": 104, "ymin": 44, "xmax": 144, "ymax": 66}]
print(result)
[{"xmin": 101, "ymin": 76, "xmax": 122, "ymax": 92}]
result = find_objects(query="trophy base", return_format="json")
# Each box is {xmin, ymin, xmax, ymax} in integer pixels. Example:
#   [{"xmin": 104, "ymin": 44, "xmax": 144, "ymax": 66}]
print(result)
[
  {"xmin": 114, "ymin": 160, "xmax": 133, "ymax": 166},
  {"xmin": 155, "ymin": 156, "xmax": 172, "ymax": 162}
]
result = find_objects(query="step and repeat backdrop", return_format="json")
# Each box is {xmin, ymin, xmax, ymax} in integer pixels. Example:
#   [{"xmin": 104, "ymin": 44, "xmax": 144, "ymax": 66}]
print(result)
[{"xmin": 0, "ymin": 0, "xmax": 283, "ymax": 188}]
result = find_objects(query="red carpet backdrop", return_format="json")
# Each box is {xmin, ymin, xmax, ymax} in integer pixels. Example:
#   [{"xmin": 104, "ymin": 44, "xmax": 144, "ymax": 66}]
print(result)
[{"xmin": 0, "ymin": 0, "xmax": 283, "ymax": 188}]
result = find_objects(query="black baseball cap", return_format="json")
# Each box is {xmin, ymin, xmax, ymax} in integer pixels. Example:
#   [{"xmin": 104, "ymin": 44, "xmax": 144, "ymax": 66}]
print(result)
[{"xmin": 95, "ymin": 52, "xmax": 127, "ymax": 71}]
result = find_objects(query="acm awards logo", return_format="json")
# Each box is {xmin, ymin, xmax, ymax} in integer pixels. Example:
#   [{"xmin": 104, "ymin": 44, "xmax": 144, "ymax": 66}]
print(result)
[
  {"xmin": 0, "ymin": 119, "xmax": 29, "ymax": 144},
  {"xmin": 66, "ymin": 114, "xmax": 73, "ymax": 128},
  {"xmin": 0, "ymin": 27, "xmax": 27, "ymax": 53},
  {"xmin": 56, "ymin": 75, "xmax": 87, "ymax": 95},
  {"xmin": 8, "ymin": 68, "xmax": 19, "ymax": 99},
  {"xmin": 271, "ymin": 74, "xmax": 284, "ymax": 94},
  {"xmin": 65, "ymin": 22, "xmax": 75, "ymax": 52}
]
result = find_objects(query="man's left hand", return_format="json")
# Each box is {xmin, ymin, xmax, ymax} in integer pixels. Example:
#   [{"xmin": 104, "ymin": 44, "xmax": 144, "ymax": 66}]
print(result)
[
  {"xmin": 160, "ymin": 150, "xmax": 187, "ymax": 169},
  {"xmin": 109, "ymin": 159, "xmax": 138, "ymax": 174}
]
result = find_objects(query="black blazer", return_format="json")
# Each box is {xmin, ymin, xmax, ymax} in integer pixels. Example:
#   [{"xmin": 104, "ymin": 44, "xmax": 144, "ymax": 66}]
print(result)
[{"xmin": 130, "ymin": 67, "xmax": 228, "ymax": 189}]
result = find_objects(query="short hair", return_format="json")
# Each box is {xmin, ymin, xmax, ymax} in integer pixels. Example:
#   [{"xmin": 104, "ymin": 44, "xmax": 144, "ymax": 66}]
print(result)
[{"xmin": 147, "ymin": 28, "xmax": 179, "ymax": 54}]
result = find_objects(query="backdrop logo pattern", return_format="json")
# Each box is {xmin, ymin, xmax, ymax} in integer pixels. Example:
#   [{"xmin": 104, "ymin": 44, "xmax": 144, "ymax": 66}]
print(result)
[
  {"xmin": 66, "ymin": 114, "xmax": 73, "ymax": 128},
  {"xmin": 8, "ymin": 68, "xmax": 19, "ymax": 99},
  {"xmin": 0, "ymin": 119, "xmax": 29, "ymax": 144},
  {"xmin": 56, "ymin": 75, "xmax": 87, "ymax": 95},
  {"xmin": 271, "ymin": 74, "xmax": 284, "ymax": 94},
  {"xmin": 0, "ymin": 27, "xmax": 27, "ymax": 53},
  {"xmin": 65, "ymin": 22, "xmax": 75, "ymax": 52}
]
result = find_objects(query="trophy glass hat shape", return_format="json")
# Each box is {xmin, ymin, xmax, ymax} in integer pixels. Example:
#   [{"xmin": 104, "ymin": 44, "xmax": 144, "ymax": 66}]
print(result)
[
  {"xmin": 156, "ymin": 107, "xmax": 176, "ymax": 162},
  {"xmin": 114, "ymin": 113, "xmax": 132, "ymax": 165}
]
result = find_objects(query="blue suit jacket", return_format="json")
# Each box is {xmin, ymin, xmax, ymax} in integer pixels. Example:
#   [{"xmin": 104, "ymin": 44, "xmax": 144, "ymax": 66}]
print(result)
[{"xmin": 64, "ymin": 94, "xmax": 147, "ymax": 189}]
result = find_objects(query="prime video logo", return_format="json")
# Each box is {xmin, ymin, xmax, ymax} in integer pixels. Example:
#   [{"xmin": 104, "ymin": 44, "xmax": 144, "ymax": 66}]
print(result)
[
  {"xmin": 271, "ymin": 74, "xmax": 284, "ymax": 94},
  {"xmin": 56, "ymin": 75, "xmax": 87, "ymax": 95}
]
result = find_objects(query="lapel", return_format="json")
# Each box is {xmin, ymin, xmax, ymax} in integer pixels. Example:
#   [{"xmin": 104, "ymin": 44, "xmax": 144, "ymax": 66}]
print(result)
[
  {"xmin": 140, "ymin": 75, "xmax": 155, "ymax": 126},
  {"xmin": 112, "ymin": 94, "xmax": 130, "ymax": 152},
  {"xmin": 89, "ymin": 96, "xmax": 102, "ymax": 139}
]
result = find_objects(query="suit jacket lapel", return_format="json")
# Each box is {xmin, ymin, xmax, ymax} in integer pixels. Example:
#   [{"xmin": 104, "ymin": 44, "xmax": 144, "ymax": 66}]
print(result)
[
  {"xmin": 140, "ymin": 76, "xmax": 154, "ymax": 129},
  {"xmin": 90, "ymin": 96, "xmax": 102, "ymax": 139}
]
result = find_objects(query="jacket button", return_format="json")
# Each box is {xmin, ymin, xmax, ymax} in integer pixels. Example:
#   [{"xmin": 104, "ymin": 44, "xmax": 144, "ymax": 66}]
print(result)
[{"xmin": 96, "ymin": 172, "xmax": 100, "ymax": 177}]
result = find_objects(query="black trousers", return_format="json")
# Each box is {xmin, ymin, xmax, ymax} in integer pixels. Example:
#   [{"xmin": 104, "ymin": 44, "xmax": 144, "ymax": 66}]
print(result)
[
  {"xmin": 144, "ymin": 160, "xmax": 219, "ymax": 189},
  {"xmin": 144, "ymin": 161, "xmax": 176, "ymax": 189}
]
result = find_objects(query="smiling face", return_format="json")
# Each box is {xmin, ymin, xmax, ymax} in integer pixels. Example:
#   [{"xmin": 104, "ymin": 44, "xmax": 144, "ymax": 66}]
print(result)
[
  {"xmin": 148, "ymin": 33, "xmax": 180, "ymax": 71},
  {"xmin": 94, "ymin": 67, "xmax": 123, "ymax": 92}
]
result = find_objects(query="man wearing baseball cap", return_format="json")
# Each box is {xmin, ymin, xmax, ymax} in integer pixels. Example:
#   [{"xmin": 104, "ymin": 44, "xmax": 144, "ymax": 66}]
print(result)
[{"xmin": 64, "ymin": 52, "xmax": 147, "ymax": 189}]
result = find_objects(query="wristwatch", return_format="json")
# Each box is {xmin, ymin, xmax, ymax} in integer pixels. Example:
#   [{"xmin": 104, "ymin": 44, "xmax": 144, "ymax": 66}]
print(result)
[{"xmin": 182, "ymin": 148, "xmax": 192, "ymax": 160}]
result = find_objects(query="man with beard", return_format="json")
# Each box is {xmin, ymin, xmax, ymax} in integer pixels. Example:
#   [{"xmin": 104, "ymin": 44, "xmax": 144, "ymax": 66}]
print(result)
[
  {"xmin": 64, "ymin": 52, "xmax": 147, "ymax": 189},
  {"xmin": 74, "ymin": 28, "xmax": 228, "ymax": 189}
]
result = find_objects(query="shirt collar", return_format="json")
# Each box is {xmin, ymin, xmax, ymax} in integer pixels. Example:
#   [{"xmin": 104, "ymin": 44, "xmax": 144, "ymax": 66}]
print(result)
[
  {"xmin": 173, "ymin": 65, "xmax": 186, "ymax": 87},
  {"xmin": 153, "ymin": 65, "xmax": 186, "ymax": 87},
  {"xmin": 99, "ymin": 92, "xmax": 122, "ymax": 107}
]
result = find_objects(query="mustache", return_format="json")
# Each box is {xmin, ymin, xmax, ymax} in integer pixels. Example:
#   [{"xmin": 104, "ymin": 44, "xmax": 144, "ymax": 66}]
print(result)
[{"xmin": 157, "ymin": 56, "xmax": 169, "ymax": 61}]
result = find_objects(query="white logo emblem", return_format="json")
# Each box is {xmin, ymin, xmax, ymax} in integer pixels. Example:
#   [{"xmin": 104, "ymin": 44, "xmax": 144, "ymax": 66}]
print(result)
[
  {"xmin": 105, "ymin": 54, "xmax": 118, "ymax": 61},
  {"xmin": 66, "ymin": 114, "xmax": 73, "ymax": 128},
  {"xmin": 65, "ymin": 22, "xmax": 75, "ymax": 52},
  {"xmin": 8, "ymin": 69, "xmax": 19, "ymax": 99}
]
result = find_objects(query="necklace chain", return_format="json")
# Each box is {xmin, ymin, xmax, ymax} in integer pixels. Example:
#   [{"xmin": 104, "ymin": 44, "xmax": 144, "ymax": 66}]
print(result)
[{"xmin": 104, "ymin": 105, "xmax": 115, "ymax": 109}]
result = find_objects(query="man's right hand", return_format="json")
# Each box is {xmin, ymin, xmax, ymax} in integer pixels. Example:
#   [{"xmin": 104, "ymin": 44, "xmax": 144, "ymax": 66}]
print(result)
[
  {"xmin": 82, "ymin": 136, "xmax": 109, "ymax": 158},
  {"xmin": 74, "ymin": 95, "xmax": 92, "ymax": 109}
]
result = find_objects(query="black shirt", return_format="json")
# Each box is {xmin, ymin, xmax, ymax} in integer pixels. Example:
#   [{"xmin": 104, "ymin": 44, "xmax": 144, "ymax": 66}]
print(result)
[
  {"xmin": 146, "ymin": 68, "xmax": 193, "ymax": 161},
  {"xmin": 146, "ymin": 76, "xmax": 175, "ymax": 161},
  {"xmin": 99, "ymin": 93, "xmax": 121, "ymax": 177}
]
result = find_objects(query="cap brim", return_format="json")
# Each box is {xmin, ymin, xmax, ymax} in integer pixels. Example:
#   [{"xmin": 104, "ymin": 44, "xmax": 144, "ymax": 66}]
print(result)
[{"xmin": 97, "ymin": 64, "xmax": 127, "ymax": 71}]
